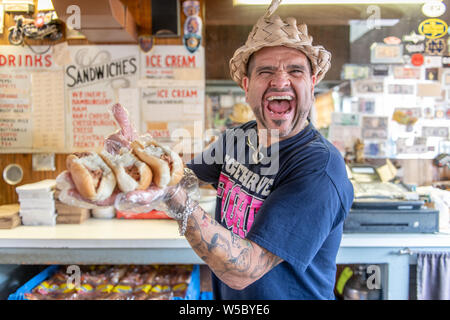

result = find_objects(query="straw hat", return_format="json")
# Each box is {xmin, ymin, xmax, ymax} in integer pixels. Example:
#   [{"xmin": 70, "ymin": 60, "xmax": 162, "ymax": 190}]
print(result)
[
  {"xmin": 229, "ymin": 102, "xmax": 255, "ymax": 123},
  {"xmin": 229, "ymin": 0, "xmax": 331, "ymax": 88}
]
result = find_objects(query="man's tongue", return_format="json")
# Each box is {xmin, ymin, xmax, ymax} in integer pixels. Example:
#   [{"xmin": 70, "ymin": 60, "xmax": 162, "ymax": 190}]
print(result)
[{"xmin": 268, "ymin": 100, "xmax": 290, "ymax": 113}]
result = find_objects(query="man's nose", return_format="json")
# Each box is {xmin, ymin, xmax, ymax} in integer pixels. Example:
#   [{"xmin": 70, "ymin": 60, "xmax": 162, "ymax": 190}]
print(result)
[{"xmin": 270, "ymin": 71, "xmax": 291, "ymax": 88}]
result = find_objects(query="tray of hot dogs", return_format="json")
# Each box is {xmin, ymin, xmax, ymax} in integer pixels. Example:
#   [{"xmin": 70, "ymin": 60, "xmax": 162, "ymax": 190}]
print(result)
[{"xmin": 8, "ymin": 264, "xmax": 200, "ymax": 300}]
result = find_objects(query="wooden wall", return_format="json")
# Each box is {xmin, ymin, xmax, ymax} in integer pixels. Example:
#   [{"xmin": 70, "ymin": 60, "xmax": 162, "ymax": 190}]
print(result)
[
  {"xmin": 0, "ymin": 0, "xmax": 205, "ymax": 205},
  {"xmin": 205, "ymin": 24, "xmax": 349, "ymax": 82}
]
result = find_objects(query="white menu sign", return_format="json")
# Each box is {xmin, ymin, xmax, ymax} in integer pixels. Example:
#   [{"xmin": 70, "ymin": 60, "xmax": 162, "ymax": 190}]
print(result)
[
  {"xmin": 65, "ymin": 45, "xmax": 139, "ymax": 152},
  {"xmin": 0, "ymin": 45, "xmax": 62, "ymax": 152}
]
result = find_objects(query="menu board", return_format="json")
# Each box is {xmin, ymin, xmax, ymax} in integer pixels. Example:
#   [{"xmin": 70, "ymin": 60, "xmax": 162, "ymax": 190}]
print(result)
[
  {"xmin": 0, "ymin": 46, "xmax": 62, "ymax": 152},
  {"xmin": 31, "ymin": 71, "xmax": 66, "ymax": 150},
  {"xmin": 139, "ymin": 45, "xmax": 205, "ymax": 154},
  {"xmin": 65, "ymin": 45, "xmax": 139, "ymax": 152},
  {"xmin": 0, "ymin": 44, "xmax": 206, "ymax": 154}
]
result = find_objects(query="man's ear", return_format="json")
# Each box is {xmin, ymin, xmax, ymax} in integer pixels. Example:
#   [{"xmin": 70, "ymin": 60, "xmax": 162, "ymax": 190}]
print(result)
[
  {"xmin": 242, "ymin": 76, "xmax": 250, "ymax": 101},
  {"xmin": 310, "ymin": 75, "xmax": 317, "ymax": 95}
]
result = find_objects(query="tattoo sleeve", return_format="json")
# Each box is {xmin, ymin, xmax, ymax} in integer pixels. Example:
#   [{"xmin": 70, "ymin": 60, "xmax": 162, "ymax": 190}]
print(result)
[{"xmin": 180, "ymin": 202, "xmax": 283, "ymax": 290}]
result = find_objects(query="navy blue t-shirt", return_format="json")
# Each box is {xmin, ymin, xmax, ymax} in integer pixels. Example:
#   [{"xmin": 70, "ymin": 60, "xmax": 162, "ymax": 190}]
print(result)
[{"xmin": 187, "ymin": 121, "xmax": 354, "ymax": 300}]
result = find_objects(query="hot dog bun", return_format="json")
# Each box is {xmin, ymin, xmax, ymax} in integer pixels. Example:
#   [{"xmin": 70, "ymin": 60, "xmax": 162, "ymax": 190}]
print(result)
[
  {"xmin": 100, "ymin": 148, "xmax": 152, "ymax": 193},
  {"xmin": 131, "ymin": 139, "xmax": 184, "ymax": 187},
  {"xmin": 66, "ymin": 152, "xmax": 117, "ymax": 201}
]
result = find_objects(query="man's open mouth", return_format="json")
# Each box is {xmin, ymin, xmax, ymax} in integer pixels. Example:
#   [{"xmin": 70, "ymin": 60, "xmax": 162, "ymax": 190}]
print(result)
[{"xmin": 263, "ymin": 94, "xmax": 295, "ymax": 118}]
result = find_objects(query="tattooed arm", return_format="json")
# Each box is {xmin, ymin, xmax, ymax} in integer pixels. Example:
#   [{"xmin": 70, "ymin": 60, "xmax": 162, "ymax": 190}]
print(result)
[{"xmin": 168, "ymin": 189, "xmax": 283, "ymax": 290}]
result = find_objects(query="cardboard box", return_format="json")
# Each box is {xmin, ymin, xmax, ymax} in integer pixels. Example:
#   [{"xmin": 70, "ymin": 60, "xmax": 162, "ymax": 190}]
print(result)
[
  {"xmin": 55, "ymin": 201, "xmax": 90, "ymax": 215},
  {"xmin": 0, "ymin": 204, "xmax": 21, "ymax": 229}
]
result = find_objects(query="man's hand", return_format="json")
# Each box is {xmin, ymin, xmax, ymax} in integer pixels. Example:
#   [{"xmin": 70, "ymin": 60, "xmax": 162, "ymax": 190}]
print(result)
[{"xmin": 170, "ymin": 192, "xmax": 283, "ymax": 290}]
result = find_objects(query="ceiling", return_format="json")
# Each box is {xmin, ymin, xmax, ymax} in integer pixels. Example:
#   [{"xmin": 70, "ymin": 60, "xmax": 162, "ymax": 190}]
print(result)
[{"xmin": 204, "ymin": 0, "xmax": 426, "ymax": 26}]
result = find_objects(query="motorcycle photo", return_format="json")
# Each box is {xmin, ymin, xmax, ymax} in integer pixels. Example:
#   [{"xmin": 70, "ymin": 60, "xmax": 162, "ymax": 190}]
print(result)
[{"xmin": 8, "ymin": 11, "xmax": 63, "ymax": 46}]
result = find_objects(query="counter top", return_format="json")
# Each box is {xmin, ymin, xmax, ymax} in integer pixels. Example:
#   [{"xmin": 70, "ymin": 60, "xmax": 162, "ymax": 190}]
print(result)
[{"xmin": 0, "ymin": 218, "xmax": 449, "ymax": 249}]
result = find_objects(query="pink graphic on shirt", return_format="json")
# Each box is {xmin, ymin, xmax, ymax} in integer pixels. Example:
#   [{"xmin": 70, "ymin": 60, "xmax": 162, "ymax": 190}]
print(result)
[{"xmin": 217, "ymin": 173, "xmax": 264, "ymax": 238}]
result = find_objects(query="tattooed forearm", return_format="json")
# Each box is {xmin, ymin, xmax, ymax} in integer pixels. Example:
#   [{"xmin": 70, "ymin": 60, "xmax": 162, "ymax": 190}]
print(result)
[{"xmin": 180, "ymin": 202, "xmax": 283, "ymax": 290}]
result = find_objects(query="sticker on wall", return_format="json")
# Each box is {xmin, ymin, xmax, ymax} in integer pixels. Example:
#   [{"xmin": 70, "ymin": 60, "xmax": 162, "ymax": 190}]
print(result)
[
  {"xmin": 418, "ymin": 18, "xmax": 448, "ymax": 39},
  {"xmin": 183, "ymin": 1, "xmax": 200, "ymax": 16},
  {"xmin": 422, "ymin": 0, "xmax": 446, "ymax": 18},
  {"xmin": 183, "ymin": 33, "xmax": 202, "ymax": 53},
  {"xmin": 138, "ymin": 35, "xmax": 154, "ymax": 53},
  {"xmin": 403, "ymin": 31, "xmax": 425, "ymax": 44},
  {"xmin": 405, "ymin": 43, "xmax": 425, "ymax": 54},
  {"xmin": 424, "ymin": 55, "xmax": 442, "ymax": 67},
  {"xmin": 370, "ymin": 43, "xmax": 403, "ymax": 64},
  {"xmin": 425, "ymin": 38, "xmax": 447, "ymax": 55},
  {"xmin": 411, "ymin": 53, "xmax": 424, "ymax": 66},
  {"xmin": 443, "ymin": 56, "xmax": 450, "ymax": 67},
  {"xmin": 383, "ymin": 36, "xmax": 401, "ymax": 45},
  {"xmin": 183, "ymin": 0, "xmax": 202, "ymax": 54},
  {"xmin": 184, "ymin": 16, "xmax": 202, "ymax": 35},
  {"xmin": 425, "ymin": 67, "xmax": 440, "ymax": 81}
]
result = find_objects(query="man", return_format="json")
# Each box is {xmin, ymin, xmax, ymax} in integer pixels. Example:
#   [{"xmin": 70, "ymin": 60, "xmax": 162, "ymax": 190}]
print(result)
[{"xmin": 165, "ymin": 0, "xmax": 354, "ymax": 299}]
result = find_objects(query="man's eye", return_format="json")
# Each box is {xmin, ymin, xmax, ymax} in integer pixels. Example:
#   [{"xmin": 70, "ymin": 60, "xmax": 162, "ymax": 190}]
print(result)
[{"xmin": 290, "ymin": 69, "xmax": 303, "ymax": 74}]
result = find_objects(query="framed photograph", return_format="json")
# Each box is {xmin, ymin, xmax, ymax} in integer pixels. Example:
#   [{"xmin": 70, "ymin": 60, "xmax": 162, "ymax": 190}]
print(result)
[
  {"xmin": 371, "ymin": 65, "xmax": 390, "ymax": 77},
  {"xmin": 393, "ymin": 66, "xmax": 421, "ymax": 80},
  {"xmin": 388, "ymin": 84, "xmax": 415, "ymax": 95},
  {"xmin": 443, "ymin": 70, "xmax": 450, "ymax": 86},
  {"xmin": 352, "ymin": 80, "xmax": 384, "ymax": 95},
  {"xmin": 341, "ymin": 64, "xmax": 370, "ymax": 80},
  {"xmin": 358, "ymin": 98, "xmax": 376, "ymax": 114},
  {"xmin": 370, "ymin": 43, "xmax": 404, "ymax": 64}
]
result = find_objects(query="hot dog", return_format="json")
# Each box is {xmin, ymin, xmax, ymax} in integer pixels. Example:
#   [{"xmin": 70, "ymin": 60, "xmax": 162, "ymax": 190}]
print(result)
[
  {"xmin": 131, "ymin": 138, "xmax": 184, "ymax": 188},
  {"xmin": 66, "ymin": 152, "xmax": 117, "ymax": 202},
  {"xmin": 100, "ymin": 149, "xmax": 152, "ymax": 193}
]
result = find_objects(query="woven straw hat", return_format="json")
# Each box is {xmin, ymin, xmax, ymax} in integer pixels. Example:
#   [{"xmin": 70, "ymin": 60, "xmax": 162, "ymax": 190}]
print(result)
[
  {"xmin": 229, "ymin": 0, "xmax": 331, "ymax": 88},
  {"xmin": 229, "ymin": 102, "xmax": 255, "ymax": 123}
]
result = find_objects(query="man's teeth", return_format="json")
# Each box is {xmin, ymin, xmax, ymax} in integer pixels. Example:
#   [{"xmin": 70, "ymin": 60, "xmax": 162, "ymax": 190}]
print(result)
[{"xmin": 267, "ymin": 95, "xmax": 293, "ymax": 101}]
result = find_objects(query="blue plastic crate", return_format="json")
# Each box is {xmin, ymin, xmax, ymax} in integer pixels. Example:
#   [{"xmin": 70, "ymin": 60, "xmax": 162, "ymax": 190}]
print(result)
[
  {"xmin": 8, "ymin": 265, "xmax": 59, "ymax": 300},
  {"xmin": 8, "ymin": 264, "xmax": 200, "ymax": 300}
]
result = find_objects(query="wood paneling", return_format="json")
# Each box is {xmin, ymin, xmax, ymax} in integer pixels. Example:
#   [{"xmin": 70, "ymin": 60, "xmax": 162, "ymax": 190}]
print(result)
[{"xmin": 205, "ymin": 24, "xmax": 349, "ymax": 81}]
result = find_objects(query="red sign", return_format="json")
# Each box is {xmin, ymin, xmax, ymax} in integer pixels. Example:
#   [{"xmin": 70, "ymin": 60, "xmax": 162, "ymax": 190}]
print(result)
[{"xmin": 411, "ymin": 53, "xmax": 424, "ymax": 66}]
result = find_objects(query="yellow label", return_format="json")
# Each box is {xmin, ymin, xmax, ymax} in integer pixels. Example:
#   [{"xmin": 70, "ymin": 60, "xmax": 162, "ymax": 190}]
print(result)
[
  {"xmin": 336, "ymin": 267, "xmax": 353, "ymax": 295},
  {"xmin": 418, "ymin": 18, "xmax": 448, "ymax": 39},
  {"xmin": 96, "ymin": 284, "xmax": 114, "ymax": 293},
  {"xmin": 172, "ymin": 283, "xmax": 187, "ymax": 292},
  {"xmin": 76, "ymin": 283, "xmax": 93, "ymax": 293},
  {"xmin": 134, "ymin": 284, "xmax": 152, "ymax": 294},
  {"xmin": 151, "ymin": 284, "xmax": 170, "ymax": 293},
  {"xmin": 113, "ymin": 285, "xmax": 133, "ymax": 293}
]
